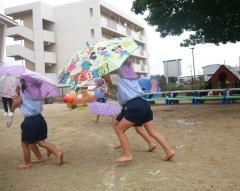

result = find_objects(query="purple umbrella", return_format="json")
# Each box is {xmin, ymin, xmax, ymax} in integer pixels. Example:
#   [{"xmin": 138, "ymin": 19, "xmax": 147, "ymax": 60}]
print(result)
[
  {"xmin": 0, "ymin": 65, "xmax": 59, "ymax": 100},
  {"xmin": 87, "ymin": 102, "xmax": 121, "ymax": 116}
]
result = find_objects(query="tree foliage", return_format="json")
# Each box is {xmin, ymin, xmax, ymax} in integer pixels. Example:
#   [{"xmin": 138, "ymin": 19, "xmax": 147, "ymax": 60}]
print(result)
[{"xmin": 132, "ymin": 0, "xmax": 240, "ymax": 47}]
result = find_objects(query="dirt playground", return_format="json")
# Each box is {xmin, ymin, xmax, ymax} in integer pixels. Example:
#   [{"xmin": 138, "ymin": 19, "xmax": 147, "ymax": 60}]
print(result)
[{"xmin": 0, "ymin": 102, "xmax": 240, "ymax": 191}]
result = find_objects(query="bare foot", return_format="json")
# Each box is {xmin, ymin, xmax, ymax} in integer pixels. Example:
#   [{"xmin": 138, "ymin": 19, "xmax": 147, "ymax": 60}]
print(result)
[
  {"xmin": 114, "ymin": 144, "xmax": 122, "ymax": 149},
  {"xmin": 32, "ymin": 157, "xmax": 44, "ymax": 163},
  {"xmin": 17, "ymin": 162, "xmax": 32, "ymax": 169},
  {"xmin": 115, "ymin": 155, "xmax": 133, "ymax": 163},
  {"xmin": 148, "ymin": 144, "xmax": 157, "ymax": 152},
  {"xmin": 163, "ymin": 150, "xmax": 175, "ymax": 161},
  {"xmin": 57, "ymin": 152, "xmax": 64, "ymax": 165},
  {"xmin": 92, "ymin": 119, "xmax": 99, "ymax": 124}
]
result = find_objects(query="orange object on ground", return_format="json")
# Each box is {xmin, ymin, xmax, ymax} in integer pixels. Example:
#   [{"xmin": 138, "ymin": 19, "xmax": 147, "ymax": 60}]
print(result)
[{"xmin": 63, "ymin": 91, "xmax": 96, "ymax": 109}]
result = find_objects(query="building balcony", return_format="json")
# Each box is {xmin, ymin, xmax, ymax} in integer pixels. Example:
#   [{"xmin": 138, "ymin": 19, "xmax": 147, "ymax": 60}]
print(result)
[
  {"xmin": 133, "ymin": 63, "xmax": 148, "ymax": 74},
  {"xmin": 6, "ymin": 45, "xmax": 34, "ymax": 63},
  {"xmin": 101, "ymin": 16, "xmax": 146, "ymax": 43},
  {"xmin": 43, "ymin": 30, "xmax": 55, "ymax": 44},
  {"xmin": 44, "ymin": 51, "xmax": 56, "ymax": 64},
  {"xmin": 6, "ymin": 26, "xmax": 33, "ymax": 41},
  {"xmin": 132, "ymin": 48, "xmax": 147, "ymax": 58}
]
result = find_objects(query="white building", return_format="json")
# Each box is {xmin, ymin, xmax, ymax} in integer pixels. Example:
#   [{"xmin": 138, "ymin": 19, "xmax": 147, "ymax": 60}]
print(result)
[
  {"xmin": 202, "ymin": 64, "xmax": 220, "ymax": 81},
  {"xmin": 0, "ymin": 14, "xmax": 17, "ymax": 63},
  {"xmin": 4, "ymin": 0, "xmax": 149, "ymax": 82},
  {"xmin": 163, "ymin": 59, "xmax": 182, "ymax": 83}
]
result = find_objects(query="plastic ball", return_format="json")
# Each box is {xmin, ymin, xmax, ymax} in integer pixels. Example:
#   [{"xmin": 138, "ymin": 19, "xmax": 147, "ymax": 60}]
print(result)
[
  {"xmin": 63, "ymin": 96, "xmax": 69, "ymax": 103},
  {"xmin": 68, "ymin": 96, "xmax": 74, "ymax": 103}
]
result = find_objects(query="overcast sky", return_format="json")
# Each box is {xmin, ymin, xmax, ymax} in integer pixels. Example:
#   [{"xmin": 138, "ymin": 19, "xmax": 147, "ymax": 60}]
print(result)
[{"xmin": 1, "ymin": 0, "xmax": 240, "ymax": 76}]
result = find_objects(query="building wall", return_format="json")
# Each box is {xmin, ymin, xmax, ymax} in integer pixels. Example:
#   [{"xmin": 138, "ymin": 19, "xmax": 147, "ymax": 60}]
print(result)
[
  {"xmin": 4, "ymin": 0, "xmax": 149, "ymax": 82},
  {"xmin": 54, "ymin": 0, "xmax": 101, "ymax": 71},
  {"xmin": 0, "ymin": 14, "xmax": 17, "ymax": 63},
  {"xmin": 202, "ymin": 64, "xmax": 220, "ymax": 75},
  {"xmin": 163, "ymin": 59, "xmax": 182, "ymax": 77},
  {"xmin": 0, "ymin": 24, "xmax": 5, "ymax": 62}
]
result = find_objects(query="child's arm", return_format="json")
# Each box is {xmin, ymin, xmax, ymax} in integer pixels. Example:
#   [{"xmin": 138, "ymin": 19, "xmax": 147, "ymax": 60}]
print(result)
[
  {"xmin": 15, "ymin": 85, "xmax": 20, "ymax": 96},
  {"xmin": 11, "ymin": 95, "xmax": 22, "ymax": 112},
  {"xmin": 11, "ymin": 85, "xmax": 22, "ymax": 112},
  {"xmin": 102, "ymin": 75, "xmax": 117, "ymax": 90}
]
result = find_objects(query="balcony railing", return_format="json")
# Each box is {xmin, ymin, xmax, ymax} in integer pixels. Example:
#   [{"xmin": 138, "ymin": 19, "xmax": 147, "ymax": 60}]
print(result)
[
  {"xmin": 44, "ymin": 51, "xmax": 56, "ymax": 64},
  {"xmin": 133, "ymin": 63, "xmax": 148, "ymax": 74},
  {"xmin": 6, "ymin": 26, "xmax": 33, "ymax": 41},
  {"xmin": 6, "ymin": 45, "xmax": 34, "ymax": 63},
  {"xmin": 132, "ymin": 48, "xmax": 147, "ymax": 58},
  {"xmin": 43, "ymin": 30, "xmax": 55, "ymax": 43},
  {"xmin": 101, "ymin": 16, "xmax": 146, "ymax": 42}
]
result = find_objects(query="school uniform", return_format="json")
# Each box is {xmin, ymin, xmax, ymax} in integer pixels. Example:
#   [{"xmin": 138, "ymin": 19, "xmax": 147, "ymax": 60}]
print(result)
[
  {"xmin": 20, "ymin": 92, "xmax": 47, "ymax": 144},
  {"xmin": 95, "ymin": 86, "xmax": 106, "ymax": 103},
  {"xmin": 116, "ymin": 76, "xmax": 153, "ymax": 126}
]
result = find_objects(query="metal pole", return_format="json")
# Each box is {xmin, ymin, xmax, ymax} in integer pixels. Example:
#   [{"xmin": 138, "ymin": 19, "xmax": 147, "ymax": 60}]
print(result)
[{"xmin": 190, "ymin": 47, "xmax": 196, "ymax": 82}]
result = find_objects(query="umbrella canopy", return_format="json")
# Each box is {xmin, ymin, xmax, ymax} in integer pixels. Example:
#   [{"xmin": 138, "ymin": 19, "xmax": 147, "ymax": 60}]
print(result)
[
  {"xmin": 58, "ymin": 37, "xmax": 138, "ymax": 87},
  {"xmin": 0, "ymin": 65, "xmax": 59, "ymax": 100},
  {"xmin": 87, "ymin": 102, "xmax": 121, "ymax": 116}
]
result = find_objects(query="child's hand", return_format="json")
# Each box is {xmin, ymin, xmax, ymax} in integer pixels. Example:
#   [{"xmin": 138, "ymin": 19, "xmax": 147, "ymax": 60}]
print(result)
[{"xmin": 11, "ymin": 95, "xmax": 22, "ymax": 112}]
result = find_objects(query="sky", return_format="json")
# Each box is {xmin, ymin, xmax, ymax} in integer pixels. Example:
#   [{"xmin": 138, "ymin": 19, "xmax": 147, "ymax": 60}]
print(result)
[{"xmin": 1, "ymin": 0, "xmax": 240, "ymax": 76}]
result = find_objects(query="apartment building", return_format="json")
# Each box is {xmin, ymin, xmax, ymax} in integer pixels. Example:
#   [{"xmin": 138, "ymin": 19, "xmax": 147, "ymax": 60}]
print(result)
[
  {"xmin": 0, "ymin": 14, "xmax": 17, "ymax": 63},
  {"xmin": 4, "ymin": 0, "xmax": 149, "ymax": 82}
]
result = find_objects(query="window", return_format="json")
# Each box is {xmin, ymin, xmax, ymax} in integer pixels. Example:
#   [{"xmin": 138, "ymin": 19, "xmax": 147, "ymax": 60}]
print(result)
[
  {"xmin": 91, "ymin": 29, "xmax": 95, "ymax": 38},
  {"xmin": 89, "ymin": 8, "xmax": 93, "ymax": 17}
]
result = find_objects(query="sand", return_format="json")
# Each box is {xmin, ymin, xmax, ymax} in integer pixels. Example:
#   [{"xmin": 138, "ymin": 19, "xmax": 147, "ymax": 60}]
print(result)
[{"xmin": 0, "ymin": 102, "xmax": 240, "ymax": 191}]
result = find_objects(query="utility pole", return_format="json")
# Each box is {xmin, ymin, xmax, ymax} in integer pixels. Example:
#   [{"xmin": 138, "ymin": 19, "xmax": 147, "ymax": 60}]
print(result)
[
  {"xmin": 189, "ymin": 65, "xmax": 193, "ymax": 87},
  {"xmin": 190, "ymin": 47, "xmax": 196, "ymax": 82}
]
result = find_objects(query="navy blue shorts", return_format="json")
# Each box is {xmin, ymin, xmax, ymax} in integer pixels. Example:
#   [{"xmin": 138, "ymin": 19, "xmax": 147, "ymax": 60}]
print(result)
[
  {"xmin": 97, "ymin": 98, "xmax": 106, "ymax": 103},
  {"xmin": 116, "ymin": 97, "xmax": 153, "ymax": 126},
  {"xmin": 21, "ymin": 114, "xmax": 48, "ymax": 144}
]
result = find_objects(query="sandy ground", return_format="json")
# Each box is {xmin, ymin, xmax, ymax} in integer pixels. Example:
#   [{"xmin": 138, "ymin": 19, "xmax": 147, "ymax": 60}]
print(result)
[{"xmin": 0, "ymin": 102, "xmax": 240, "ymax": 191}]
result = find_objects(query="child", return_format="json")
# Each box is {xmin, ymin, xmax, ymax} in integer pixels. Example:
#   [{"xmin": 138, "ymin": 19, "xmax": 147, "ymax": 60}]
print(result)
[
  {"xmin": 104, "ymin": 58, "xmax": 175, "ymax": 163},
  {"xmin": 93, "ymin": 78, "xmax": 107, "ymax": 123},
  {"xmin": 104, "ymin": 76, "xmax": 157, "ymax": 152},
  {"xmin": 2, "ymin": 96, "xmax": 13, "ymax": 117},
  {"xmin": 12, "ymin": 79, "xmax": 63, "ymax": 169}
]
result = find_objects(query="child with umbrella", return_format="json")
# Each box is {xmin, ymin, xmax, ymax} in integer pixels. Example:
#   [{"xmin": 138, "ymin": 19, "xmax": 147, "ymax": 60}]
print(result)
[
  {"xmin": 103, "ymin": 58, "xmax": 175, "ymax": 163},
  {"xmin": 12, "ymin": 79, "xmax": 63, "ymax": 169}
]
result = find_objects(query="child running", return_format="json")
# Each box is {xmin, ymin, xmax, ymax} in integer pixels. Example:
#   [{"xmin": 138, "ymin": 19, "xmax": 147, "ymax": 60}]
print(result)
[
  {"xmin": 12, "ymin": 79, "xmax": 63, "ymax": 169},
  {"xmin": 93, "ymin": 78, "xmax": 107, "ymax": 123},
  {"xmin": 104, "ymin": 58, "xmax": 175, "ymax": 163}
]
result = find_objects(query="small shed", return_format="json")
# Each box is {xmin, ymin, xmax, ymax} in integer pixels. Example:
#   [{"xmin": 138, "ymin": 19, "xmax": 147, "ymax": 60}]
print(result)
[{"xmin": 202, "ymin": 65, "xmax": 240, "ymax": 89}]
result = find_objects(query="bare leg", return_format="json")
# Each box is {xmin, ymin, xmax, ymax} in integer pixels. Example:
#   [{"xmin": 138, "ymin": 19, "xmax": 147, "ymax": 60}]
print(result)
[
  {"xmin": 30, "ymin": 144, "xmax": 44, "ymax": 163},
  {"xmin": 112, "ymin": 119, "xmax": 156, "ymax": 152},
  {"xmin": 92, "ymin": 115, "xmax": 100, "ymax": 123},
  {"xmin": 96, "ymin": 115, "xmax": 100, "ymax": 123},
  {"xmin": 115, "ymin": 118, "xmax": 134, "ymax": 163},
  {"xmin": 144, "ymin": 121, "xmax": 175, "ymax": 160},
  {"xmin": 37, "ymin": 141, "xmax": 63, "ymax": 165},
  {"xmin": 134, "ymin": 127, "xmax": 157, "ymax": 152},
  {"xmin": 17, "ymin": 143, "xmax": 32, "ymax": 169},
  {"xmin": 112, "ymin": 119, "xmax": 122, "ymax": 149}
]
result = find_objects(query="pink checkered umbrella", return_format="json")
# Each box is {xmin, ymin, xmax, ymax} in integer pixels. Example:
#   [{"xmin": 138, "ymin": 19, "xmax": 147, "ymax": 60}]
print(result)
[{"xmin": 86, "ymin": 102, "xmax": 121, "ymax": 116}]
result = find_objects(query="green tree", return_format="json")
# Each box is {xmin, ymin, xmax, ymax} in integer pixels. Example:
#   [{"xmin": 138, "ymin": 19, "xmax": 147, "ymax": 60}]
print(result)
[{"xmin": 132, "ymin": 0, "xmax": 240, "ymax": 47}]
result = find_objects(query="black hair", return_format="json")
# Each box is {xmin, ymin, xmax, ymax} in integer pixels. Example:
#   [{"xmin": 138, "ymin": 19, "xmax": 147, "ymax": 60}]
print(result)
[{"xmin": 20, "ymin": 79, "xmax": 27, "ymax": 93}]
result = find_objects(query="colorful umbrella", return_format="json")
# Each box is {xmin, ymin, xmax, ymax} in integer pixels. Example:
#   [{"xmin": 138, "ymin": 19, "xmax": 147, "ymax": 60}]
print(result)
[
  {"xmin": 86, "ymin": 102, "xmax": 121, "ymax": 116},
  {"xmin": 0, "ymin": 65, "xmax": 59, "ymax": 100},
  {"xmin": 58, "ymin": 37, "xmax": 138, "ymax": 87}
]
